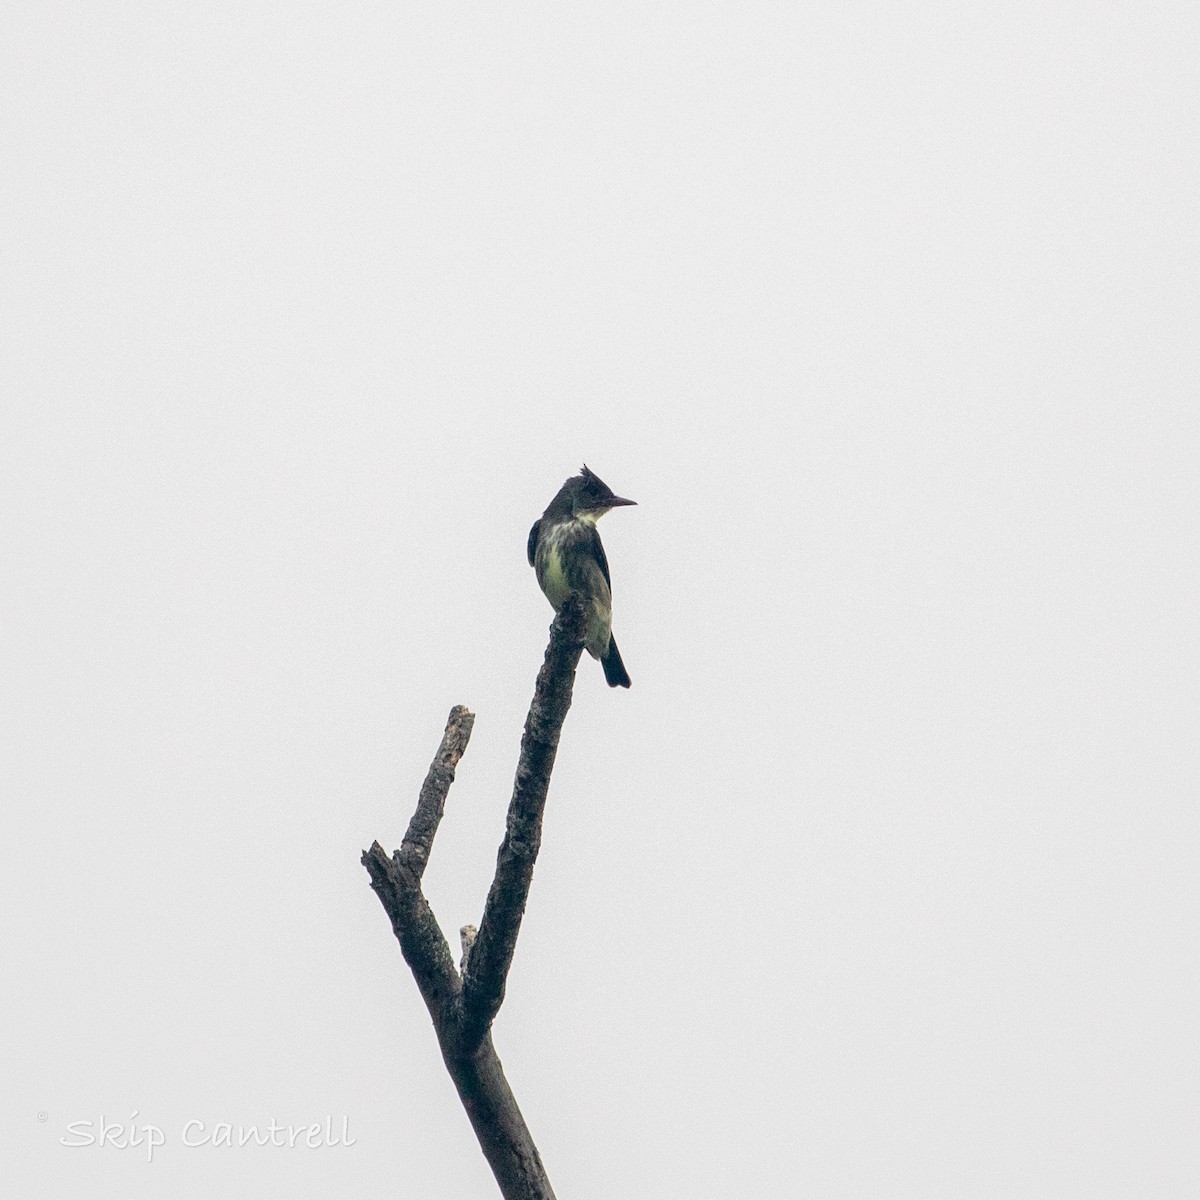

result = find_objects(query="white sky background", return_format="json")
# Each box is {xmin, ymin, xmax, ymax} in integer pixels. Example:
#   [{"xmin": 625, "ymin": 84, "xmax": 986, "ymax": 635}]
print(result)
[{"xmin": 2, "ymin": 2, "xmax": 1197, "ymax": 1197}]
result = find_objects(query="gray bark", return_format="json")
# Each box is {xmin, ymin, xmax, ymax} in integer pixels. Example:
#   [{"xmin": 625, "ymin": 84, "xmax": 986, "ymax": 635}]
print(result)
[{"xmin": 362, "ymin": 597, "xmax": 587, "ymax": 1200}]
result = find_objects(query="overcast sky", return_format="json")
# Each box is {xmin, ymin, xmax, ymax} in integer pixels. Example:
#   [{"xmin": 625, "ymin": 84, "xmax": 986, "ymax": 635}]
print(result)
[{"xmin": 3, "ymin": 3, "xmax": 1198, "ymax": 1197}]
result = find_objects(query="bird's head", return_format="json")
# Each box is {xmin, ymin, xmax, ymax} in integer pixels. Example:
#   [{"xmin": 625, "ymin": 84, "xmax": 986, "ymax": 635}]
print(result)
[{"xmin": 569, "ymin": 465, "xmax": 637, "ymax": 520}]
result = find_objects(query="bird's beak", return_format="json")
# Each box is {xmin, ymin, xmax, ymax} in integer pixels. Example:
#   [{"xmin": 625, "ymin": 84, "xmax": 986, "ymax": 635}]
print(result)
[{"xmin": 610, "ymin": 496, "xmax": 637, "ymax": 508}]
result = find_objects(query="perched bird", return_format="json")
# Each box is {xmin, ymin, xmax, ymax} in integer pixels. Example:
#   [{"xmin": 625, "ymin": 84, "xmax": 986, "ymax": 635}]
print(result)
[{"xmin": 527, "ymin": 465, "xmax": 636, "ymax": 687}]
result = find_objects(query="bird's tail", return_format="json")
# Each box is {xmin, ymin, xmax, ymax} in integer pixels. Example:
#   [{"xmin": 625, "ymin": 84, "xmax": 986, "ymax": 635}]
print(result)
[{"xmin": 602, "ymin": 633, "xmax": 631, "ymax": 688}]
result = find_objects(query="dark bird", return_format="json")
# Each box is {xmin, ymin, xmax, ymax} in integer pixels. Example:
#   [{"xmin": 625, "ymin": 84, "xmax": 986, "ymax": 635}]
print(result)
[{"xmin": 527, "ymin": 465, "xmax": 637, "ymax": 687}]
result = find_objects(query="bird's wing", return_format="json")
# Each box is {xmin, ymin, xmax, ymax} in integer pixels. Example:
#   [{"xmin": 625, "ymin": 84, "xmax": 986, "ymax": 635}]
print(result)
[
  {"xmin": 586, "ymin": 524, "xmax": 612, "ymax": 591},
  {"xmin": 526, "ymin": 520, "xmax": 541, "ymax": 567}
]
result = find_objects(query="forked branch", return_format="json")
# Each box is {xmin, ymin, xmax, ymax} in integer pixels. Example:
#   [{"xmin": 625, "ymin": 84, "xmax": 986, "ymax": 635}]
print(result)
[{"xmin": 362, "ymin": 597, "xmax": 587, "ymax": 1200}]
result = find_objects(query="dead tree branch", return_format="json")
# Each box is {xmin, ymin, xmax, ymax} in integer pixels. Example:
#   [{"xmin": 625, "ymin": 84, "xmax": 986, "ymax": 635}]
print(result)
[{"xmin": 362, "ymin": 596, "xmax": 587, "ymax": 1200}]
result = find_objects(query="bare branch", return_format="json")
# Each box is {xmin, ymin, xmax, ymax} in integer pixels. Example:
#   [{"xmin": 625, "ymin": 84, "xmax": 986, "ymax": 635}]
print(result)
[
  {"xmin": 360, "ymin": 707, "xmax": 475, "ymax": 1021},
  {"xmin": 443, "ymin": 1032, "xmax": 557, "ymax": 1200},
  {"xmin": 460, "ymin": 924, "xmax": 478, "ymax": 973},
  {"xmin": 363, "ymin": 601, "xmax": 586, "ymax": 1200},
  {"xmin": 399, "ymin": 704, "xmax": 475, "ymax": 881},
  {"xmin": 362, "ymin": 841, "xmax": 461, "ymax": 1019},
  {"xmin": 460, "ymin": 597, "xmax": 586, "ymax": 1047}
]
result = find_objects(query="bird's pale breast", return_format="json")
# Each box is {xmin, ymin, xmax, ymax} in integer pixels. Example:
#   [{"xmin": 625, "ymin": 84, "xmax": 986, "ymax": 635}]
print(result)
[{"xmin": 536, "ymin": 520, "xmax": 613, "ymax": 658}]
